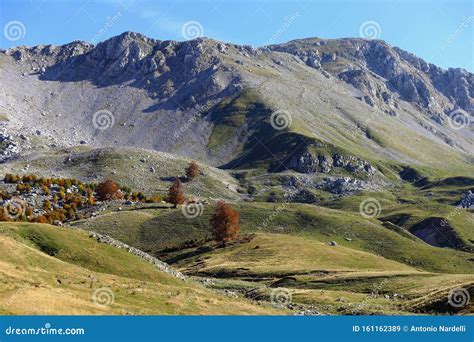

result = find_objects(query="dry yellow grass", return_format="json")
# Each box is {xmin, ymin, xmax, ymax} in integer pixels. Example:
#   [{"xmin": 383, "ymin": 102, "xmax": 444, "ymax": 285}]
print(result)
[
  {"xmin": 181, "ymin": 233, "xmax": 418, "ymax": 276},
  {"xmin": 0, "ymin": 223, "xmax": 282, "ymax": 315}
]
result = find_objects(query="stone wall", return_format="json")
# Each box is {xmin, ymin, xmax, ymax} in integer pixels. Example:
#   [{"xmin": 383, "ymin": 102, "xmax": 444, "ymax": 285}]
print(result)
[{"xmin": 88, "ymin": 231, "xmax": 186, "ymax": 281}]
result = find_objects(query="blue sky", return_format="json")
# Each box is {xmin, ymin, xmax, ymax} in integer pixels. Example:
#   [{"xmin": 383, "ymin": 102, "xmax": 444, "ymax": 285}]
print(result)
[{"xmin": 0, "ymin": 0, "xmax": 472, "ymax": 71}]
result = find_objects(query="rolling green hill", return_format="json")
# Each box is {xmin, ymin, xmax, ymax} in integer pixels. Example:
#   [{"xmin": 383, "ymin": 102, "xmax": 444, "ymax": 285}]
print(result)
[
  {"xmin": 72, "ymin": 202, "xmax": 474, "ymax": 274},
  {"xmin": 1, "ymin": 31, "xmax": 472, "ymax": 317},
  {"xmin": 0, "ymin": 222, "xmax": 282, "ymax": 315},
  {"xmin": 68, "ymin": 200, "xmax": 473, "ymax": 315},
  {"xmin": 0, "ymin": 146, "xmax": 242, "ymax": 200}
]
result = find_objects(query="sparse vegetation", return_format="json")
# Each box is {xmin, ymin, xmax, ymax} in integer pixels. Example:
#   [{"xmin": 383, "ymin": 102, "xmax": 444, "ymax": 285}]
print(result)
[
  {"xmin": 0, "ymin": 222, "xmax": 281, "ymax": 315},
  {"xmin": 0, "ymin": 173, "xmax": 167, "ymax": 225},
  {"xmin": 186, "ymin": 160, "xmax": 200, "ymax": 180},
  {"xmin": 167, "ymin": 178, "xmax": 186, "ymax": 208},
  {"xmin": 1, "ymin": 31, "xmax": 473, "ymax": 317},
  {"xmin": 210, "ymin": 201, "xmax": 240, "ymax": 243},
  {"xmin": 96, "ymin": 179, "xmax": 123, "ymax": 201}
]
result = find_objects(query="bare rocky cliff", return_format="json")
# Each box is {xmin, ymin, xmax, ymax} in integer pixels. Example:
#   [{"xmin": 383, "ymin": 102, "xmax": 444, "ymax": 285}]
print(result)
[
  {"xmin": 0, "ymin": 32, "xmax": 472, "ymax": 174},
  {"xmin": 271, "ymin": 38, "xmax": 473, "ymax": 118}
]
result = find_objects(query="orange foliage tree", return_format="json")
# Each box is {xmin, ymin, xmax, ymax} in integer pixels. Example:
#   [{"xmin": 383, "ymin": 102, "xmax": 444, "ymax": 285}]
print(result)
[
  {"xmin": 167, "ymin": 178, "xmax": 185, "ymax": 208},
  {"xmin": 43, "ymin": 199, "xmax": 51, "ymax": 211},
  {"xmin": 96, "ymin": 179, "xmax": 123, "ymax": 201},
  {"xmin": 210, "ymin": 201, "xmax": 240, "ymax": 243},
  {"xmin": 0, "ymin": 210, "xmax": 10, "ymax": 222},
  {"xmin": 185, "ymin": 161, "xmax": 200, "ymax": 180}
]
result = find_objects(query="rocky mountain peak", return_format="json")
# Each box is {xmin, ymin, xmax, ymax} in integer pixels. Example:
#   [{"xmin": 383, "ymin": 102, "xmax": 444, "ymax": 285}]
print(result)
[
  {"xmin": 0, "ymin": 32, "xmax": 471, "ymax": 170},
  {"xmin": 94, "ymin": 31, "xmax": 159, "ymax": 60},
  {"xmin": 270, "ymin": 37, "xmax": 472, "ymax": 118}
]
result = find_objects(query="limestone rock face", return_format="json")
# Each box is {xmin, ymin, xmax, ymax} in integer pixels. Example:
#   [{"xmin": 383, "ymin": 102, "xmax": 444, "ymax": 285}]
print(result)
[
  {"xmin": 0, "ymin": 32, "xmax": 471, "ymax": 169},
  {"xmin": 289, "ymin": 150, "xmax": 376, "ymax": 176},
  {"xmin": 271, "ymin": 38, "xmax": 473, "ymax": 117}
]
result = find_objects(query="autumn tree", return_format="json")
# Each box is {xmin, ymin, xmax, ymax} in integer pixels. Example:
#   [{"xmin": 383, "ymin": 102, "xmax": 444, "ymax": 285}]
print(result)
[
  {"xmin": 42, "ymin": 185, "xmax": 50, "ymax": 195},
  {"xmin": 185, "ymin": 161, "xmax": 200, "ymax": 180},
  {"xmin": 0, "ymin": 210, "xmax": 10, "ymax": 222},
  {"xmin": 87, "ymin": 195, "xmax": 96, "ymax": 206},
  {"xmin": 4, "ymin": 174, "xmax": 19, "ymax": 183},
  {"xmin": 31, "ymin": 215, "xmax": 49, "ymax": 224},
  {"xmin": 66, "ymin": 208, "xmax": 76, "ymax": 220},
  {"xmin": 148, "ymin": 194, "xmax": 161, "ymax": 203},
  {"xmin": 210, "ymin": 201, "xmax": 240, "ymax": 243},
  {"xmin": 43, "ymin": 199, "xmax": 51, "ymax": 212},
  {"xmin": 96, "ymin": 179, "xmax": 123, "ymax": 201},
  {"xmin": 167, "ymin": 178, "xmax": 185, "ymax": 208},
  {"xmin": 25, "ymin": 207, "xmax": 33, "ymax": 219}
]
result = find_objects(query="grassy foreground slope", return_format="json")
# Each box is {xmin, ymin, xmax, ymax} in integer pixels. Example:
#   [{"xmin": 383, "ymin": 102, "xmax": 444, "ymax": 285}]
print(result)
[
  {"xmin": 324, "ymin": 187, "xmax": 474, "ymax": 250},
  {"xmin": 72, "ymin": 202, "xmax": 474, "ymax": 274},
  {"xmin": 171, "ymin": 233, "xmax": 473, "ymax": 315},
  {"xmin": 0, "ymin": 146, "xmax": 242, "ymax": 200},
  {"xmin": 0, "ymin": 222, "xmax": 281, "ymax": 315},
  {"xmin": 70, "ymin": 202, "xmax": 473, "ymax": 315},
  {"xmin": 176, "ymin": 233, "xmax": 417, "ymax": 274}
]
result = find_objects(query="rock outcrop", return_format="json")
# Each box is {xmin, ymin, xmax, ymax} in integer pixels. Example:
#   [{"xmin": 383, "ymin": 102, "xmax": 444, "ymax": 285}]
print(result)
[
  {"xmin": 88, "ymin": 231, "xmax": 186, "ymax": 281},
  {"xmin": 1, "ymin": 32, "xmax": 471, "ymax": 170},
  {"xmin": 288, "ymin": 150, "xmax": 376, "ymax": 175},
  {"xmin": 271, "ymin": 38, "xmax": 473, "ymax": 118}
]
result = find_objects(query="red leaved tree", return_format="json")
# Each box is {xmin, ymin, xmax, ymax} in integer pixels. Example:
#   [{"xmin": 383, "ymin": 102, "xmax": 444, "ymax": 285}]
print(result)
[
  {"xmin": 96, "ymin": 179, "xmax": 123, "ymax": 201},
  {"xmin": 167, "ymin": 178, "xmax": 185, "ymax": 208},
  {"xmin": 185, "ymin": 160, "xmax": 200, "ymax": 180},
  {"xmin": 210, "ymin": 201, "xmax": 240, "ymax": 243}
]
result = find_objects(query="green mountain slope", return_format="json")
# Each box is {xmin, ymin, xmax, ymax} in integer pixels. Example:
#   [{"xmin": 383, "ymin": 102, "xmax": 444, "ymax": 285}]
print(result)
[{"xmin": 0, "ymin": 222, "xmax": 281, "ymax": 315}]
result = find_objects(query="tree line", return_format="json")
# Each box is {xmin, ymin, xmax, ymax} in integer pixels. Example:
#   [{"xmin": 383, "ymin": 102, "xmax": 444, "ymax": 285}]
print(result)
[{"xmin": 1, "ymin": 160, "xmax": 241, "ymax": 242}]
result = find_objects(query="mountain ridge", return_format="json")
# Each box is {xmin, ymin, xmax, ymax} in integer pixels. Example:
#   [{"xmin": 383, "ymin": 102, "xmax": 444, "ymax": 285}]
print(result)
[
  {"xmin": 0, "ymin": 31, "xmax": 472, "ymax": 175},
  {"xmin": 0, "ymin": 32, "xmax": 473, "ymax": 316},
  {"xmin": 4, "ymin": 31, "xmax": 472, "ymax": 114},
  {"xmin": 3, "ymin": 31, "xmax": 472, "ymax": 71}
]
